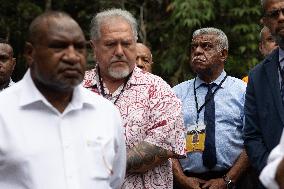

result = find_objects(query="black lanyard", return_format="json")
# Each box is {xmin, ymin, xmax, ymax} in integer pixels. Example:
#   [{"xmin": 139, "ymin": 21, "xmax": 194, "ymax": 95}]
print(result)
[
  {"xmin": 193, "ymin": 75, "xmax": 228, "ymax": 124},
  {"xmin": 98, "ymin": 68, "xmax": 132, "ymax": 105}
]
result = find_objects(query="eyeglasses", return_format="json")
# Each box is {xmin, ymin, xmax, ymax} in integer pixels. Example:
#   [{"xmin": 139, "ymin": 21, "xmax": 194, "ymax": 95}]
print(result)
[{"xmin": 264, "ymin": 7, "xmax": 284, "ymax": 19}]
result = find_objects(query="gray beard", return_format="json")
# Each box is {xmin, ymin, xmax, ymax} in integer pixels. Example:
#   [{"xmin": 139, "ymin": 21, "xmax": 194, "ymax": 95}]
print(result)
[{"xmin": 108, "ymin": 66, "xmax": 130, "ymax": 79}]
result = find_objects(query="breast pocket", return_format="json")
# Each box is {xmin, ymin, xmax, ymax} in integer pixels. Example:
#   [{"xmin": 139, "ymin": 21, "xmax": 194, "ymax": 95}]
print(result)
[{"xmin": 86, "ymin": 138, "xmax": 115, "ymax": 183}]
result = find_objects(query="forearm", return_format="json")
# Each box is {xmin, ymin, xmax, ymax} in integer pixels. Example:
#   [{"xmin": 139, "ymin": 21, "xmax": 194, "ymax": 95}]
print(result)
[
  {"xmin": 276, "ymin": 158, "xmax": 284, "ymax": 188},
  {"xmin": 226, "ymin": 150, "xmax": 250, "ymax": 183},
  {"xmin": 172, "ymin": 158, "xmax": 188, "ymax": 187},
  {"xmin": 127, "ymin": 141, "xmax": 179, "ymax": 174}
]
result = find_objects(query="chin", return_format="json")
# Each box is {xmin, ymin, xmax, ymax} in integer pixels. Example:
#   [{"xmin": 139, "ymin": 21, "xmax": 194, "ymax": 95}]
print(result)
[{"xmin": 108, "ymin": 66, "xmax": 131, "ymax": 79}]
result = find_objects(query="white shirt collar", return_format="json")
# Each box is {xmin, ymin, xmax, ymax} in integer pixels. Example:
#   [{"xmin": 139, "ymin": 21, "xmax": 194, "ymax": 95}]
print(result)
[{"xmin": 19, "ymin": 69, "xmax": 95, "ymax": 113}]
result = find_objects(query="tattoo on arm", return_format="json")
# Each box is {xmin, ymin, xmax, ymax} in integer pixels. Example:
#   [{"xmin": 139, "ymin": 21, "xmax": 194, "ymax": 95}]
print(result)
[{"xmin": 126, "ymin": 141, "xmax": 177, "ymax": 174}]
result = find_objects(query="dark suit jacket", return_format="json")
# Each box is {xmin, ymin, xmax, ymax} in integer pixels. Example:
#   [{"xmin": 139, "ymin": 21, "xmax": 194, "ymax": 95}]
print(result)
[{"xmin": 244, "ymin": 48, "xmax": 284, "ymax": 174}]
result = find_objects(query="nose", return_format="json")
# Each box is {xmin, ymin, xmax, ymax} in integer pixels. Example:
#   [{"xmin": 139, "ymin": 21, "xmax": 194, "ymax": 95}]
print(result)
[
  {"xmin": 114, "ymin": 44, "xmax": 124, "ymax": 58},
  {"xmin": 193, "ymin": 45, "xmax": 203, "ymax": 55},
  {"xmin": 63, "ymin": 45, "xmax": 80, "ymax": 64}
]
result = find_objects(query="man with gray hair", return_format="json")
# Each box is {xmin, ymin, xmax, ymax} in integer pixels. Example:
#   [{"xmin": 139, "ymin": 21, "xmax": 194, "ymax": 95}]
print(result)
[
  {"xmin": 172, "ymin": 27, "xmax": 249, "ymax": 189},
  {"xmin": 83, "ymin": 8, "xmax": 185, "ymax": 189}
]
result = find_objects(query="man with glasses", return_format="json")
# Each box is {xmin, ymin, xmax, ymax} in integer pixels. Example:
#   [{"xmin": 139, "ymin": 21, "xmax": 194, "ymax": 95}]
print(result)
[
  {"xmin": 0, "ymin": 39, "xmax": 15, "ymax": 91},
  {"xmin": 244, "ymin": 0, "xmax": 284, "ymax": 188}
]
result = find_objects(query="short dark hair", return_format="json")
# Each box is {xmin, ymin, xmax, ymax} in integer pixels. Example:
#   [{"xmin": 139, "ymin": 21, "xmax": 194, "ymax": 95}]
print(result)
[{"xmin": 27, "ymin": 11, "xmax": 72, "ymax": 44}]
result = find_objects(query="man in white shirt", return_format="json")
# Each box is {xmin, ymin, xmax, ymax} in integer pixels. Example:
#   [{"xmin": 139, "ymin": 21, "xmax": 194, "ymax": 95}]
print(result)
[
  {"xmin": 0, "ymin": 11, "xmax": 126, "ymax": 189},
  {"xmin": 260, "ymin": 130, "xmax": 284, "ymax": 189}
]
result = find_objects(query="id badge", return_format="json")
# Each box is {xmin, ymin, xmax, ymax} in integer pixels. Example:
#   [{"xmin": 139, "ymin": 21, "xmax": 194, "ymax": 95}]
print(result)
[{"xmin": 185, "ymin": 123, "xmax": 206, "ymax": 152}]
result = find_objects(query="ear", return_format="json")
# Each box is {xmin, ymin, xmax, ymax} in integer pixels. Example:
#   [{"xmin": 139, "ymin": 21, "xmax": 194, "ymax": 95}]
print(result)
[
  {"xmin": 220, "ymin": 49, "xmax": 228, "ymax": 62},
  {"xmin": 259, "ymin": 42, "xmax": 263, "ymax": 53},
  {"xmin": 24, "ymin": 42, "xmax": 34, "ymax": 67},
  {"xmin": 11, "ymin": 58, "xmax": 16, "ymax": 71},
  {"xmin": 262, "ymin": 16, "xmax": 270, "ymax": 29}
]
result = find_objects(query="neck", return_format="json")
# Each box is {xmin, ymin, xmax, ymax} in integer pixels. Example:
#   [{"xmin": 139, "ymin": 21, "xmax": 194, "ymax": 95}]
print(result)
[
  {"xmin": 0, "ymin": 80, "xmax": 10, "ymax": 90},
  {"xmin": 34, "ymin": 82, "xmax": 73, "ymax": 113},
  {"xmin": 198, "ymin": 69, "xmax": 223, "ymax": 84}
]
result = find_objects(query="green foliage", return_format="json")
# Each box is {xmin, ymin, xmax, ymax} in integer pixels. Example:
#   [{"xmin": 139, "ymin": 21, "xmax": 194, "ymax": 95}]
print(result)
[{"xmin": 0, "ymin": 0, "xmax": 264, "ymax": 85}]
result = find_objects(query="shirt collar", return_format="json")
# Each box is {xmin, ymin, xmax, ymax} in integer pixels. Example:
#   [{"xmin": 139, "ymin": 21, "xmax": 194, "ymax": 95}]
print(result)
[
  {"xmin": 83, "ymin": 65, "xmax": 148, "ymax": 89},
  {"xmin": 19, "ymin": 69, "xmax": 94, "ymax": 111},
  {"xmin": 195, "ymin": 70, "xmax": 227, "ymax": 89}
]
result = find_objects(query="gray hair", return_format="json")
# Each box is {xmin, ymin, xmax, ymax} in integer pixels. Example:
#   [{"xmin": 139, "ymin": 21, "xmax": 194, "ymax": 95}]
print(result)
[
  {"xmin": 193, "ymin": 27, "xmax": 229, "ymax": 51},
  {"xmin": 90, "ymin": 8, "xmax": 138, "ymax": 41}
]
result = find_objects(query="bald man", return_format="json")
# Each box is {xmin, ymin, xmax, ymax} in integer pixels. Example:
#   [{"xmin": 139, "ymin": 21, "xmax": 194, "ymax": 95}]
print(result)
[
  {"xmin": 0, "ymin": 39, "xmax": 15, "ymax": 91},
  {"xmin": 259, "ymin": 26, "xmax": 278, "ymax": 57},
  {"xmin": 136, "ymin": 43, "xmax": 153, "ymax": 72}
]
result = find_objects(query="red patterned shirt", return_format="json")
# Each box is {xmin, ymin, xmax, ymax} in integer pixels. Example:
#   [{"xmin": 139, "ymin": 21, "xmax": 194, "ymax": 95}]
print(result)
[{"xmin": 83, "ymin": 67, "xmax": 185, "ymax": 189}]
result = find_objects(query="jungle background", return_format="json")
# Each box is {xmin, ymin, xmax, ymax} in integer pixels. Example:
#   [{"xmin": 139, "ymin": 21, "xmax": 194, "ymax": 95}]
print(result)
[{"xmin": 0, "ymin": 0, "xmax": 262, "ymax": 86}]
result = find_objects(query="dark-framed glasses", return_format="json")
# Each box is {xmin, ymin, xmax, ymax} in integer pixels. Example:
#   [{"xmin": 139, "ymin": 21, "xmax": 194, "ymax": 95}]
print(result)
[{"xmin": 265, "ymin": 7, "xmax": 284, "ymax": 19}]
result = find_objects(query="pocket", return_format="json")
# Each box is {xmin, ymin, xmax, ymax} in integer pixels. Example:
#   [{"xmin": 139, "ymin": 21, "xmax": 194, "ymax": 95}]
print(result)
[{"xmin": 86, "ymin": 139, "xmax": 114, "ymax": 180}]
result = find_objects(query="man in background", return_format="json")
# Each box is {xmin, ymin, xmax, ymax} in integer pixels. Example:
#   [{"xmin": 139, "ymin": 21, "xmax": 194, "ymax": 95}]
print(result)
[
  {"xmin": 136, "ymin": 42, "xmax": 153, "ymax": 72},
  {"xmin": 173, "ymin": 27, "xmax": 249, "ymax": 189},
  {"xmin": 242, "ymin": 26, "xmax": 278, "ymax": 83},
  {"xmin": 0, "ymin": 38, "xmax": 15, "ymax": 91}
]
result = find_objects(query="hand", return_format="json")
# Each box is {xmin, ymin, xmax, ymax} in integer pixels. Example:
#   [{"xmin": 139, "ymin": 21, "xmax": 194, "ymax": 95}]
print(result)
[
  {"xmin": 201, "ymin": 178, "xmax": 226, "ymax": 189},
  {"xmin": 181, "ymin": 177, "xmax": 206, "ymax": 189}
]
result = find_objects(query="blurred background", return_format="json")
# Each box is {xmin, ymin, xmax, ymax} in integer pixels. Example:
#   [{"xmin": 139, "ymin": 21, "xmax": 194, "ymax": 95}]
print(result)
[{"xmin": 0, "ymin": 0, "xmax": 262, "ymax": 86}]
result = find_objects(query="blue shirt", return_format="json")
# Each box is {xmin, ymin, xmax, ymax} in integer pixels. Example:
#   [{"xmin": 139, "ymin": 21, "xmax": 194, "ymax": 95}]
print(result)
[{"xmin": 173, "ymin": 71, "xmax": 246, "ymax": 173}]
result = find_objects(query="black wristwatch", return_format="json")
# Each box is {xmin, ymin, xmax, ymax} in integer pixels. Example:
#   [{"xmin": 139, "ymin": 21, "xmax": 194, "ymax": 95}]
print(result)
[{"xmin": 222, "ymin": 175, "xmax": 235, "ymax": 189}]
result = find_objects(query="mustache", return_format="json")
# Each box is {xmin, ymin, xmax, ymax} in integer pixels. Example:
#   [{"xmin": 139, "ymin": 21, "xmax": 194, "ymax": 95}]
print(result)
[
  {"xmin": 110, "ymin": 57, "xmax": 128, "ymax": 64},
  {"xmin": 59, "ymin": 62, "xmax": 84, "ymax": 74},
  {"xmin": 192, "ymin": 56, "xmax": 206, "ymax": 62}
]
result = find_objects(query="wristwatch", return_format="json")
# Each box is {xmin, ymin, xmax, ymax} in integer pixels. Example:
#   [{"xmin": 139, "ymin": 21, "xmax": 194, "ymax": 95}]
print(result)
[{"xmin": 222, "ymin": 175, "xmax": 235, "ymax": 189}]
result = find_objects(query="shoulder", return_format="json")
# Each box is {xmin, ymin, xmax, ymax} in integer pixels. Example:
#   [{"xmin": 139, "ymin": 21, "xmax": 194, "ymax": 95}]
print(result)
[
  {"xmin": 79, "ymin": 86, "xmax": 119, "ymax": 113},
  {"xmin": 224, "ymin": 76, "xmax": 247, "ymax": 97},
  {"xmin": 172, "ymin": 79, "xmax": 194, "ymax": 96},
  {"xmin": 132, "ymin": 68, "xmax": 172, "ymax": 90},
  {"xmin": 83, "ymin": 68, "xmax": 97, "ymax": 88},
  {"xmin": 250, "ymin": 49, "xmax": 278, "ymax": 75}
]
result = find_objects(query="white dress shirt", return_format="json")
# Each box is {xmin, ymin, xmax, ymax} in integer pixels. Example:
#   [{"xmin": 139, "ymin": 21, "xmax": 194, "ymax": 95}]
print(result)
[
  {"xmin": 260, "ymin": 130, "xmax": 284, "ymax": 189},
  {"xmin": 0, "ymin": 70, "xmax": 126, "ymax": 189}
]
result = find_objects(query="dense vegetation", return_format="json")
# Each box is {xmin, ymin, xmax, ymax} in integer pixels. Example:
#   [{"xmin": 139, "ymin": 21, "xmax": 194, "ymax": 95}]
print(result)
[{"xmin": 0, "ymin": 0, "xmax": 262, "ymax": 85}]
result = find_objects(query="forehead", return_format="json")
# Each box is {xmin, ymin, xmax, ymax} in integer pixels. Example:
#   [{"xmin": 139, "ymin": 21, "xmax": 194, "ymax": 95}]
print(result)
[
  {"xmin": 192, "ymin": 34, "xmax": 218, "ymax": 43},
  {"xmin": 39, "ymin": 17, "xmax": 85, "ymax": 43},
  {"xmin": 136, "ymin": 44, "xmax": 151, "ymax": 56},
  {"xmin": 264, "ymin": 0, "xmax": 284, "ymax": 10},
  {"xmin": 99, "ymin": 17, "xmax": 134, "ymax": 40},
  {"xmin": 0, "ymin": 43, "xmax": 12, "ymax": 56}
]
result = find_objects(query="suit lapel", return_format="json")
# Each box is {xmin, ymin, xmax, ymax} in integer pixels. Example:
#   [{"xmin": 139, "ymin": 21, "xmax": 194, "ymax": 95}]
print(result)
[{"xmin": 264, "ymin": 49, "xmax": 284, "ymax": 125}]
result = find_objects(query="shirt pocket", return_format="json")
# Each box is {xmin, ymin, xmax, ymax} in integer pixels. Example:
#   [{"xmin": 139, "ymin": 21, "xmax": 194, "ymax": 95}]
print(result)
[{"xmin": 86, "ymin": 138, "xmax": 115, "ymax": 181}]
